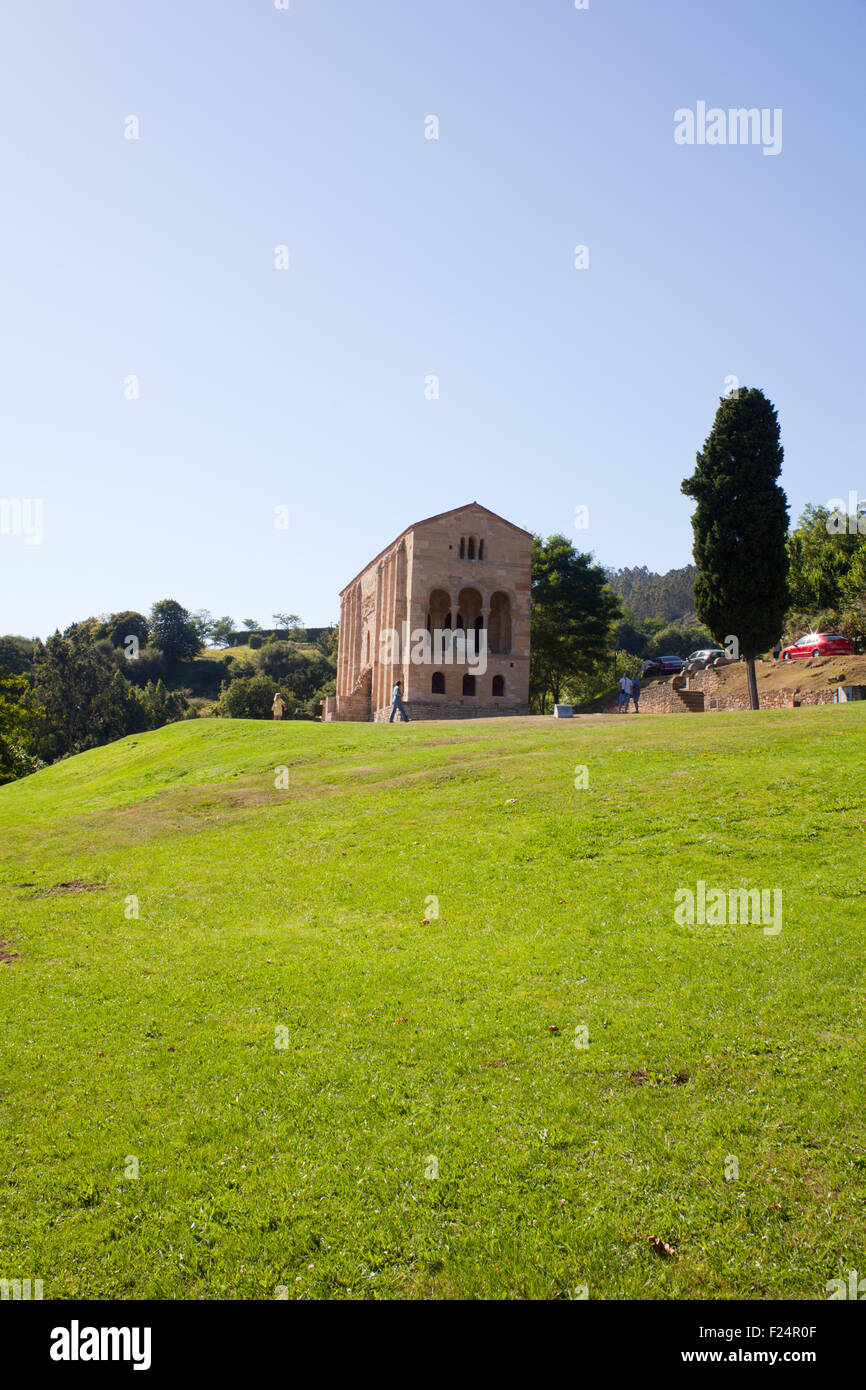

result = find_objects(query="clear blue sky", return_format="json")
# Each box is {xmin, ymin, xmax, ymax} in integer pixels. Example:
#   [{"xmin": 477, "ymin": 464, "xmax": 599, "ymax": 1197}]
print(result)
[{"xmin": 2, "ymin": 0, "xmax": 864, "ymax": 637}]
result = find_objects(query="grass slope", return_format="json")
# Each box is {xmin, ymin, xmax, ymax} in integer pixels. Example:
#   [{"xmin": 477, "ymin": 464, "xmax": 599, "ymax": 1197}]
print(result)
[{"xmin": 1, "ymin": 710, "xmax": 865, "ymax": 1300}]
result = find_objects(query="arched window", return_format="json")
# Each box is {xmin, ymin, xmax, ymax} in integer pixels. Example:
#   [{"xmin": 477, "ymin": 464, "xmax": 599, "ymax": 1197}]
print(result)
[
  {"xmin": 478, "ymin": 539, "xmax": 485, "ymax": 561},
  {"xmin": 432, "ymin": 672, "xmax": 445, "ymax": 694},
  {"xmin": 492, "ymin": 675, "xmax": 505, "ymax": 697},
  {"xmin": 462, "ymin": 674, "xmax": 476, "ymax": 696},
  {"xmin": 457, "ymin": 588, "xmax": 482, "ymax": 634},
  {"xmin": 459, "ymin": 537, "xmax": 465, "ymax": 558},
  {"xmin": 427, "ymin": 588, "xmax": 451, "ymax": 636},
  {"xmin": 467, "ymin": 537, "xmax": 476, "ymax": 560}
]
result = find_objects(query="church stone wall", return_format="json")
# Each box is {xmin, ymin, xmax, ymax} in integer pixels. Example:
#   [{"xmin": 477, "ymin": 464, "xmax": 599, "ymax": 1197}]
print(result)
[{"xmin": 325, "ymin": 503, "xmax": 532, "ymax": 723}]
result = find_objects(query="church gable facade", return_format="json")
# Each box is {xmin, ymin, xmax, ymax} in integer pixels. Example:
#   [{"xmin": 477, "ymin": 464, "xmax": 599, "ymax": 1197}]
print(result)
[{"xmin": 323, "ymin": 502, "xmax": 531, "ymax": 722}]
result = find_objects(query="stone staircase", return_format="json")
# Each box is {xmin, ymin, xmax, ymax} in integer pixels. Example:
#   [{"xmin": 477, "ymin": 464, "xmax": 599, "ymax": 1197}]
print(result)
[
  {"xmin": 323, "ymin": 667, "xmax": 372, "ymax": 721},
  {"xmin": 673, "ymin": 688, "xmax": 705, "ymax": 712},
  {"xmin": 589, "ymin": 678, "xmax": 706, "ymax": 715},
  {"xmin": 350, "ymin": 667, "xmax": 372, "ymax": 698}
]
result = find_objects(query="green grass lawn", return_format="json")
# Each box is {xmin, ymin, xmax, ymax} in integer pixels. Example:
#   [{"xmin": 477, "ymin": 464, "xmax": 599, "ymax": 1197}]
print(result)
[{"xmin": 1, "ymin": 708, "xmax": 865, "ymax": 1300}]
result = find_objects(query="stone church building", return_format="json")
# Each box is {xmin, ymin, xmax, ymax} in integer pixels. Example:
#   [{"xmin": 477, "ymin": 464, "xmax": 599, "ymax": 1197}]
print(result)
[{"xmin": 322, "ymin": 502, "xmax": 531, "ymax": 722}]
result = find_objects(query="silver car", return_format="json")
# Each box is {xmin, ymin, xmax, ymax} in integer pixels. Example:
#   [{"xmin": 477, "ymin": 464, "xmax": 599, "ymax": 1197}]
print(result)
[{"xmin": 686, "ymin": 648, "xmax": 727, "ymax": 669}]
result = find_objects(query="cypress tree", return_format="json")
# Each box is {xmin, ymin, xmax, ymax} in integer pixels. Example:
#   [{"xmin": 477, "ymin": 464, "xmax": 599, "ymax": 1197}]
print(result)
[{"xmin": 682, "ymin": 388, "xmax": 789, "ymax": 710}]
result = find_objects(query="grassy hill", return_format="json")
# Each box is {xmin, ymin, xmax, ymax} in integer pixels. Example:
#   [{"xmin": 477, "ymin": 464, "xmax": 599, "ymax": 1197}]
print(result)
[{"xmin": 2, "ymin": 710, "xmax": 865, "ymax": 1299}]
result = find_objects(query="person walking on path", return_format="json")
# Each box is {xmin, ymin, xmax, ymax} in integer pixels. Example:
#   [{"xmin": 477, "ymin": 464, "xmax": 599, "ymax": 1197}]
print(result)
[
  {"xmin": 389, "ymin": 680, "xmax": 409, "ymax": 723},
  {"xmin": 631, "ymin": 673, "xmax": 641, "ymax": 713},
  {"xmin": 617, "ymin": 673, "xmax": 632, "ymax": 713},
  {"xmin": 272, "ymin": 691, "xmax": 286, "ymax": 720}
]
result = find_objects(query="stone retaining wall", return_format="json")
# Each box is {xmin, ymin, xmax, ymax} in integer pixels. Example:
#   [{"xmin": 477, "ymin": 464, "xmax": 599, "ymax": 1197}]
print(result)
[
  {"xmin": 591, "ymin": 669, "xmax": 844, "ymax": 716},
  {"xmin": 689, "ymin": 665, "xmax": 839, "ymax": 712},
  {"xmin": 372, "ymin": 700, "xmax": 531, "ymax": 723},
  {"xmin": 704, "ymin": 686, "xmax": 837, "ymax": 712}
]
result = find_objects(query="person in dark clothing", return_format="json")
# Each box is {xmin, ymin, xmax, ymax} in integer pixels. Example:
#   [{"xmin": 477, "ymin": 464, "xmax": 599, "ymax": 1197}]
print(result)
[{"xmin": 389, "ymin": 680, "xmax": 409, "ymax": 722}]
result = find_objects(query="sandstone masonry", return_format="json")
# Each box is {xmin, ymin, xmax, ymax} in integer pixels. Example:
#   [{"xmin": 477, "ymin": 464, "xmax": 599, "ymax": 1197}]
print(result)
[{"xmin": 323, "ymin": 502, "xmax": 532, "ymax": 722}]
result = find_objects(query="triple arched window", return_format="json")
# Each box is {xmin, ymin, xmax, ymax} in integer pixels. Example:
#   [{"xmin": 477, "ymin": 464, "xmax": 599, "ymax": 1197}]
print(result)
[{"xmin": 430, "ymin": 672, "xmax": 506, "ymax": 698}]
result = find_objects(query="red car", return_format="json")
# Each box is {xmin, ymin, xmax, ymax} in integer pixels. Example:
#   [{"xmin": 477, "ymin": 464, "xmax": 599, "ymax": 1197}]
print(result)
[{"xmin": 780, "ymin": 632, "xmax": 852, "ymax": 661}]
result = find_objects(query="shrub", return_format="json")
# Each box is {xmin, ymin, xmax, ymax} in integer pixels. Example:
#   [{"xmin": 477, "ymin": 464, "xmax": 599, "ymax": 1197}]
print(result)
[
  {"xmin": 166, "ymin": 657, "xmax": 231, "ymax": 699},
  {"xmin": 256, "ymin": 641, "xmax": 299, "ymax": 680},
  {"xmin": 217, "ymin": 675, "xmax": 311, "ymax": 720},
  {"xmin": 255, "ymin": 644, "xmax": 334, "ymax": 699},
  {"xmin": 119, "ymin": 646, "xmax": 167, "ymax": 688},
  {"xmin": 644, "ymin": 624, "xmax": 713, "ymax": 659}
]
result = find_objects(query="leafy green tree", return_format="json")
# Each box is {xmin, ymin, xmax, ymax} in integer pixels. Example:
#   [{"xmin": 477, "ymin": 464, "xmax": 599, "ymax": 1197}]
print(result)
[
  {"xmin": 779, "ymin": 500, "xmax": 866, "ymax": 647},
  {"xmin": 31, "ymin": 631, "xmax": 131, "ymax": 761},
  {"xmin": 606, "ymin": 565, "xmax": 698, "ymax": 624},
  {"xmin": 62, "ymin": 617, "xmax": 101, "ymax": 642},
  {"xmin": 682, "ymin": 389, "xmax": 789, "ymax": 710},
  {"xmin": 149, "ymin": 600, "xmax": 201, "ymax": 663},
  {"xmin": 787, "ymin": 503, "xmax": 864, "ymax": 611},
  {"xmin": 256, "ymin": 643, "xmax": 334, "ymax": 698},
  {"xmin": 210, "ymin": 616, "xmax": 235, "ymax": 647},
  {"xmin": 840, "ymin": 544, "xmax": 866, "ymax": 646},
  {"xmin": 272, "ymin": 612, "xmax": 301, "ymax": 637},
  {"xmin": 644, "ymin": 622, "xmax": 713, "ymax": 659},
  {"xmin": 217, "ymin": 675, "xmax": 309, "ymax": 720},
  {"xmin": 191, "ymin": 610, "xmax": 215, "ymax": 646},
  {"xmin": 611, "ymin": 614, "xmax": 649, "ymax": 657},
  {"xmin": 108, "ymin": 668, "xmax": 152, "ymax": 734},
  {"xmin": 140, "ymin": 676, "xmax": 185, "ymax": 726},
  {"xmin": 317, "ymin": 625, "xmax": 339, "ymax": 661},
  {"xmin": 530, "ymin": 535, "xmax": 621, "ymax": 711},
  {"xmin": 152, "ymin": 678, "xmax": 169, "ymax": 723},
  {"xmin": 94, "ymin": 611, "xmax": 150, "ymax": 651},
  {"xmin": 241, "ymin": 618, "xmax": 261, "ymax": 633},
  {"xmin": 0, "ymin": 635, "xmax": 38, "ymax": 676},
  {"xmin": 0, "ymin": 669, "xmax": 43, "ymax": 782}
]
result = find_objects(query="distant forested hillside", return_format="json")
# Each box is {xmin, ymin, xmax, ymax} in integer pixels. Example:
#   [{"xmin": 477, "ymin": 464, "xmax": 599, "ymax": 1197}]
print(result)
[{"xmin": 605, "ymin": 565, "xmax": 697, "ymax": 624}]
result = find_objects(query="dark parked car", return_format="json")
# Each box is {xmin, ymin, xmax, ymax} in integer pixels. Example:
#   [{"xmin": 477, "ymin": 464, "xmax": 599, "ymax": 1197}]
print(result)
[{"xmin": 641, "ymin": 654, "xmax": 685, "ymax": 677}]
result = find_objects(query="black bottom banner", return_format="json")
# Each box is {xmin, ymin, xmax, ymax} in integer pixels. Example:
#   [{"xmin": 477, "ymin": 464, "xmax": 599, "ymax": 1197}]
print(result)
[{"xmin": 3, "ymin": 1297, "xmax": 857, "ymax": 1377}]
